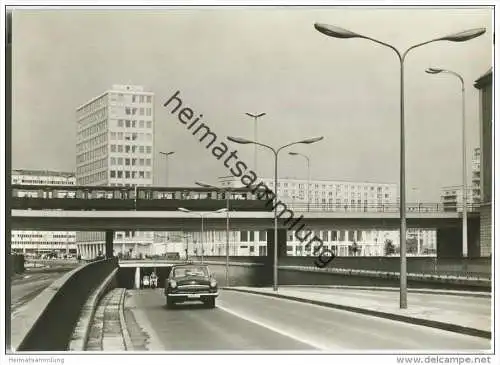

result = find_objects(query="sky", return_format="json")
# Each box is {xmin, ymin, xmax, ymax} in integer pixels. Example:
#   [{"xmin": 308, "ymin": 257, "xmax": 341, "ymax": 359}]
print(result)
[{"xmin": 11, "ymin": 6, "xmax": 493, "ymax": 202}]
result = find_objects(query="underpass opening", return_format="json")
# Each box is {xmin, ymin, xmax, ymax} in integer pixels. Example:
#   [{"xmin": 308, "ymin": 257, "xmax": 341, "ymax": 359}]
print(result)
[{"xmin": 117, "ymin": 266, "xmax": 172, "ymax": 289}]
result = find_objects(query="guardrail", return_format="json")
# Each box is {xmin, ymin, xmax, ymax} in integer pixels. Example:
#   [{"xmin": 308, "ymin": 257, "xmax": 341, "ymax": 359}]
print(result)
[
  {"xmin": 12, "ymin": 258, "xmax": 118, "ymax": 351},
  {"xmin": 284, "ymin": 202, "xmax": 482, "ymax": 213}
]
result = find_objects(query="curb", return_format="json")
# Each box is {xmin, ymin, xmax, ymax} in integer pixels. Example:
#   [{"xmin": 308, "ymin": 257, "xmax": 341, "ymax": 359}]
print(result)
[
  {"xmin": 224, "ymin": 288, "xmax": 491, "ymax": 340},
  {"xmin": 68, "ymin": 268, "xmax": 118, "ymax": 351},
  {"xmin": 118, "ymin": 288, "xmax": 134, "ymax": 351}
]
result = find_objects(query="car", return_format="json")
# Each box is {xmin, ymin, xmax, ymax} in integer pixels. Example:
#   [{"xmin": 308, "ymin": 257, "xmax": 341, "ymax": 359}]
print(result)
[{"xmin": 164, "ymin": 263, "xmax": 219, "ymax": 309}]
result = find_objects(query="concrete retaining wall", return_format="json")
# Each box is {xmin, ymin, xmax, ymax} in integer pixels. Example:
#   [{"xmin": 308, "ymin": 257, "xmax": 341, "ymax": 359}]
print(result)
[{"xmin": 12, "ymin": 258, "xmax": 118, "ymax": 351}]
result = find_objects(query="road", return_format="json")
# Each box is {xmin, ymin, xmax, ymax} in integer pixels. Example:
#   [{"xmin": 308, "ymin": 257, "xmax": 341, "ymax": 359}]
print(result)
[
  {"xmin": 11, "ymin": 271, "xmax": 69, "ymax": 317},
  {"xmin": 123, "ymin": 289, "xmax": 490, "ymax": 351}
]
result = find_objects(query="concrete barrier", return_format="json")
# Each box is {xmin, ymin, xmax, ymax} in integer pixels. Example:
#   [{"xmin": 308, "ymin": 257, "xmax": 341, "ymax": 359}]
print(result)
[
  {"xmin": 11, "ymin": 254, "xmax": 25, "ymax": 274},
  {"xmin": 11, "ymin": 258, "xmax": 118, "ymax": 352}
]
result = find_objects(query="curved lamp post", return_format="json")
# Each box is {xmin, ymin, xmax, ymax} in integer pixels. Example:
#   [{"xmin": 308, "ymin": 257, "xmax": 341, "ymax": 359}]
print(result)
[
  {"xmin": 196, "ymin": 181, "xmax": 232, "ymax": 287},
  {"xmin": 245, "ymin": 113, "xmax": 267, "ymax": 174},
  {"xmin": 177, "ymin": 207, "xmax": 227, "ymax": 263},
  {"xmin": 227, "ymin": 136, "xmax": 324, "ymax": 291},
  {"xmin": 425, "ymin": 67, "xmax": 468, "ymax": 258},
  {"xmin": 314, "ymin": 23, "xmax": 485, "ymax": 309},
  {"xmin": 288, "ymin": 152, "xmax": 311, "ymax": 211},
  {"xmin": 159, "ymin": 151, "xmax": 175, "ymax": 187}
]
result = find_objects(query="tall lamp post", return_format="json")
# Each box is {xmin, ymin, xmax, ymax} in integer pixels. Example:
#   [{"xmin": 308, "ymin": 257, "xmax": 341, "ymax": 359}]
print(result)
[
  {"xmin": 177, "ymin": 207, "xmax": 227, "ymax": 263},
  {"xmin": 159, "ymin": 151, "xmax": 175, "ymax": 187},
  {"xmin": 425, "ymin": 67, "xmax": 468, "ymax": 257},
  {"xmin": 245, "ymin": 113, "xmax": 267, "ymax": 173},
  {"xmin": 227, "ymin": 136, "xmax": 324, "ymax": 292},
  {"xmin": 314, "ymin": 23, "xmax": 485, "ymax": 309},
  {"xmin": 288, "ymin": 152, "xmax": 311, "ymax": 211},
  {"xmin": 196, "ymin": 181, "xmax": 232, "ymax": 287}
]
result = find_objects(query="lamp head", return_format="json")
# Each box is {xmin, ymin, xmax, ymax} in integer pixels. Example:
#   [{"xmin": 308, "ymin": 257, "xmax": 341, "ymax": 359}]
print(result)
[
  {"xmin": 216, "ymin": 208, "xmax": 228, "ymax": 213},
  {"xmin": 425, "ymin": 68, "xmax": 444, "ymax": 74},
  {"xmin": 246, "ymin": 112, "xmax": 266, "ymax": 118},
  {"xmin": 298, "ymin": 136, "xmax": 324, "ymax": 144},
  {"xmin": 227, "ymin": 136, "xmax": 254, "ymax": 144},
  {"xmin": 314, "ymin": 23, "xmax": 362, "ymax": 39},
  {"xmin": 195, "ymin": 181, "xmax": 215, "ymax": 189},
  {"xmin": 437, "ymin": 28, "xmax": 486, "ymax": 42},
  {"xmin": 288, "ymin": 152, "xmax": 299, "ymax": 156},
  {"xmin": 177, "ymin": 207, "xmax": 190, "ymax": 213}
]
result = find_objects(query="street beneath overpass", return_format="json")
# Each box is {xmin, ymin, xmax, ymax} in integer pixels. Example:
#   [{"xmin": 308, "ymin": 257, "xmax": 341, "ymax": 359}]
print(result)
[{"xmin": 118, "ymin": 289, "xmax": 489, "ymax": 351}]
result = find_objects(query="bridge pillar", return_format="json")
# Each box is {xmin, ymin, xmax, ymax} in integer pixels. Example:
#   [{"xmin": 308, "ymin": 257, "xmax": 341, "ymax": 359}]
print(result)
[
  {"xmin": 134, "ymin": 267, "xmax": 141, "ymax": 289},
  {"xmin": 105, "ymin": 230, "xmax": 114, "ymax": 259},
  {"xmin": 262, "ymin": 228, "xmax": 287, "ymax": 286},
  {"xmin": 436, "ymin": 227, "xmax": 462, "ymax": 258}
]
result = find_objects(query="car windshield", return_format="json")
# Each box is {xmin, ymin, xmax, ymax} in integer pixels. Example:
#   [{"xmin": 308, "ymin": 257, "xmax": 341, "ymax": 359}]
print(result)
[{"xmin": 173, "ymin": 266, "xmax": 209, "ymax": 278}]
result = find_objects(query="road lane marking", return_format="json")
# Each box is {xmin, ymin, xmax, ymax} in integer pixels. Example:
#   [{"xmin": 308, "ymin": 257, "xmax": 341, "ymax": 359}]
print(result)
[{"xmin": 216, "ymin": 301, "xmax": 333, "ymax": 351}]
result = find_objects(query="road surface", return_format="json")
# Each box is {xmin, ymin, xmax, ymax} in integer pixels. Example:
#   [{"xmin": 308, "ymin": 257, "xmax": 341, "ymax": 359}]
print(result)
[
  {"xmin": 11, "ymin": 271, "xmax": 69, "ymax": 317},
  {"xmin": 123, "ymin": 289, "xmax": 490, "ymax": 351}
]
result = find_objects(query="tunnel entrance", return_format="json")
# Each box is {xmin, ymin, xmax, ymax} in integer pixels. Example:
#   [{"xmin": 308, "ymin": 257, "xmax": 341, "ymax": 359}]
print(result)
[{"xmin": 117, "ymin": 266, "xmax": 172, "ymax": 289}]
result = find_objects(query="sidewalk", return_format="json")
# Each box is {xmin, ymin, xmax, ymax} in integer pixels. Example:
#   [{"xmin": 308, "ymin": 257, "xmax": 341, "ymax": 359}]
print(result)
[
  {"xmin": 85, "ymin": 288, "xmax": 132, "ymax": 351},
  {"xmin": 225, "ymin": 286, "xmax": 491, "ymax": 339}
]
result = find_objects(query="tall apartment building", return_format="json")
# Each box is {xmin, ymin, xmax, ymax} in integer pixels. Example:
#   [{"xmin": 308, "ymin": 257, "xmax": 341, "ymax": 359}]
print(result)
[
  {"xmin": 75, "ymin": 84, "xmax": 156, "ymax": 259},
  {"xmin": 11, "ymin": 169, "xmax": 77, "ymax": 255}
]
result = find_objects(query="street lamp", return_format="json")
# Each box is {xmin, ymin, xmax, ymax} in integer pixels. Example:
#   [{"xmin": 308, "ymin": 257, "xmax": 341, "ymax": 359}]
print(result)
[
  {"xmin": 177, "ymin": 207, "xmax": 228, "ymax": 263},
  {"xmin": 314, "ymin": 22, "xmax": 485, "ymax": 309},
  {"xmin": 227, "ymin": 135, "xmax": 324, "ymax": 291},
  {"xmin": 159, "ymin": 151, "xmax": 175, "ymax": 187},
  {"xmin": 288, "ymin": 152, "xmax": 311, "ymax": 211},
  {"xmin": 245, "ymin": 112, "xmax": 267, "ymax": 174},
  {"xmin": 425, "ymin": 67, "xmax": 468, "ymax": 258},
  {"xmin": 196, "ymin": 181, "xmax": 232, "ymax": 287}
]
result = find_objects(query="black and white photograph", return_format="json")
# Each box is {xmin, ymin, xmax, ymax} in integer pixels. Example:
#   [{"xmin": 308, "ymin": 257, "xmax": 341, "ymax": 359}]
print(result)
[{"xmin": 1, "ymin": 3, "xmax": 497, "ymax": 365}]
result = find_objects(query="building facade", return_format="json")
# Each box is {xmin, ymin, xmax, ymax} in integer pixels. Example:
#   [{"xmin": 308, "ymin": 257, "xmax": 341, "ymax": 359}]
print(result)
[
  {"xmin": 474, "ymin": 69, "xmax": 493, "ymax": 257},
  {"xmin": 75, "ymin": 84, "xmax": 156, "ymax": 259},
  {"xmin": 180, "ymin": 176, "xmax": 437, "ymax": 257},
  {"xmin": 440, "ymin": 185, "xmax": 477, "ymax": 212},
  {"xmin": 11, "ymin": 169, "xmax": 77, "ymax": 256},
  {"xmin": 472, "ymin": 147, "xmax": 481, "ymax": 204}
]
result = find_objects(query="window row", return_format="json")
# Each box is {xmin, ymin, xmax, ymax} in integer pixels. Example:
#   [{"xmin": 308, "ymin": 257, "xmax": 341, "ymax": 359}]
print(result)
[
  {"xmin": 76, "ymin": 158, "xmax": 108, "ymax": 176},
  {"xmin": 110, "ymin": 144, "xmax": 152, "ymax": 154},
  {"xmin": 77, "ymin": 146, "xmax": 107, "ymax": 164},
  {"xmin": 110, "ymin": 157, "xmax": 151, "ymax": 166},
  {"xmin": 115, "ymin": 119, "xmax": 153, "ymax": 129},
  {"xmin": 109, "ymin": 93, "xmax": 152, "ymax": 104},
  {"xmin": 77, "ymin": 107, "xmax": 108, "ymax": 128},
  {"xmin": 124, "ymin": 107, "xmax": 152, "ymax": 116},
  {"xmin": 269, "ymin": 182, "xmax": 392, "ymax": 191},
  {"xmin": 77, "ymin": 171, "xmax": 107, "ymax": 185},
  {"xmin": 109, "ymin": 170, "xmax": 151, "ymax": 179},
  {"xmin": 240, "ymin": 231, "xmax": 267, "ymax": 242},
  {"xmin": 78, "ymin": 120, "xmax": 108, "ymax": 141},
  {"xmin": 77, "ymin": 133, "xmax": 107, "ymax": 153},
  {"xmin": 12, "ymin": 178, "xmax": 75, "ymax": 185},
  {"xmin": 77, "ymin": 96, "xmax": 107, "ymax": 119},
  {"xmin": 110, "ymin": 131, "xmax": 152, "ymax": 141}
]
